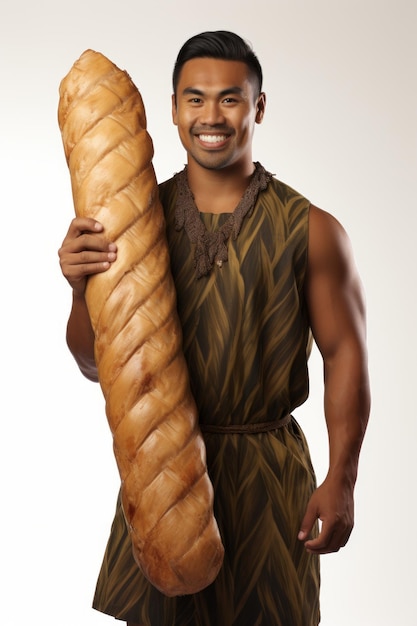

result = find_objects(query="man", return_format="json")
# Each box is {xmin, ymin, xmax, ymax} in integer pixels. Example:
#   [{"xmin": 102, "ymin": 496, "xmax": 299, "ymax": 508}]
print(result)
[{"xmin": 59, "ymin": 31, "xmax": 370, "ymax": 626}]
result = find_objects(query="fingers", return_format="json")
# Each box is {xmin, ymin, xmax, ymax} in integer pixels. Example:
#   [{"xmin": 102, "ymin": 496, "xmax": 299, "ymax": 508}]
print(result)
[
  {"xmin": 61, "ymin": 217, "xmax": 105, "ymax": 247},
  {"xmin": 298, "ymin": 500, "xmax": 318, "ymax": 544},
  {"xmin": 58, "ymin": 217, "xmax": 117, "ymax": 294},
  {"xmin": 298, "ymin": 484, "xmax": 354, "ymax": 555},
  {"xmin": 62, "ymin": 247, "xmax": 116, "ymax": 279},
  {"xmin": 302, "ymin": 518, "xmax": 353, "ymax": 555}
]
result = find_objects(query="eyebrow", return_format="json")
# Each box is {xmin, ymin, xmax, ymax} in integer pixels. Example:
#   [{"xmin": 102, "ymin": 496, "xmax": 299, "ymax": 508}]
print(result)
[{"xmin": 182, "ymin": 86, "xmax": 245, "ymax": 97}]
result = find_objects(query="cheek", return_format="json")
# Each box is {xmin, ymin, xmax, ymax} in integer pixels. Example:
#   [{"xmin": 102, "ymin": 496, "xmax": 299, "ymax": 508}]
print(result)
[
  {"xmin": 177, "ymin": 117, "xmax": 191, "ymax": 137},
  {"xmin": 175, "ymin": 110, "xmax": 193, "ymax": 132},
  {"xmin": 175, "ymin": 119, "xmax": 192, "ymax": 149},
  {"xmin": 236, "ymin": 116, "xmax": 254, "ymax": 140}
]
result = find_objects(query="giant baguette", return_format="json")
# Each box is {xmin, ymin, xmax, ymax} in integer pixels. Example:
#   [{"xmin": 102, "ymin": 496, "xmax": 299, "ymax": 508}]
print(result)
[{"xmin": 58, "ymin": 49, "xmax": 224, "ymax": 596}]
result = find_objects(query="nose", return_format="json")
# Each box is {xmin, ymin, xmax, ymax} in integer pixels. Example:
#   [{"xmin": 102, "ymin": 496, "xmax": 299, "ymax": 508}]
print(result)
[{"xmin": 199, "ymin": 100, "xmax": 226, "ymax": 126}]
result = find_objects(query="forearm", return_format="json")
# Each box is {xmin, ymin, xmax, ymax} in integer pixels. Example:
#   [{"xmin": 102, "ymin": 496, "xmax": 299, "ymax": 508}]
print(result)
[
  {"xmin": 66, "ymin": 291, "xmax": 98, "ymax": 382},
  {"xmin": 297, "ymin": 338, "xmax": 370, "ymax": 553},
  {"xmin": 323, "ymin": 340, "xmax": 370, "ymax": 488}
]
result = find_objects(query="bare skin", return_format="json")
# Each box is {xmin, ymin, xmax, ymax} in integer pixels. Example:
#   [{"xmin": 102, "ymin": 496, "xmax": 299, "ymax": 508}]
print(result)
[
  {"xmin": 58, "ymin": 217, "xmax": 116, "ymax": 381},
  {"xmin": 300, "ymin": 205, "xmax": 370, "ymax": 553},
  {"xmin": 58, "ymin": 55, "xmax": 370, "ymax": 621},
  {"xmin": 172, "ymin": 58, "xmax": 266, "ymax": 213}
]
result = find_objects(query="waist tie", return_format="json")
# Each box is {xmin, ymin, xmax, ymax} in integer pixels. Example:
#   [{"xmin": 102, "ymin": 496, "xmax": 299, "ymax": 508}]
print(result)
[{"xmin": 199, "ymin": 414, "xmax": 291, "ymax": 434}]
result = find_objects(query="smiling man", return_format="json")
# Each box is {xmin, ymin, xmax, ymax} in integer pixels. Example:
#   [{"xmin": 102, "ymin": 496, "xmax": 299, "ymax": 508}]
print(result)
[
  {"xmin": 59, "ymin": 30, "xmax": 370, "ymax": 626},
  {"xmin": 172, "ymin": 56, "xmax": 265, "ymax": 176}
]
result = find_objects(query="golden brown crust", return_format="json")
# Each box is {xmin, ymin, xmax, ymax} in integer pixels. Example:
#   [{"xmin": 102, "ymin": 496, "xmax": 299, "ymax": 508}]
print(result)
[{"xmin": 58, "ymin": 49, "xmax": 224, "ymax": 596}]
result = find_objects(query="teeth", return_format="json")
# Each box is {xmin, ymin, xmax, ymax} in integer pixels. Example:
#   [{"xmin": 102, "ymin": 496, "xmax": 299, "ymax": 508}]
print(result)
[{"xmin": 199, "ymin": 134, "xmax": 227, "ymax": 143}]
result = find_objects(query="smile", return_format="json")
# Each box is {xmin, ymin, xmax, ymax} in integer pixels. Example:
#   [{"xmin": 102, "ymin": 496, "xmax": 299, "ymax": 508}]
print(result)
[{"xmin": 198, "ymin": 134, "xmax": 229, "ymax": 144}]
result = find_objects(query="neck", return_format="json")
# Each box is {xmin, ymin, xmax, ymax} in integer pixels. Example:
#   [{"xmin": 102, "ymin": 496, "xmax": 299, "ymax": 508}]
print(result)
[{"xmin": 186, "ymin": 160, "xmax": 256, "ymax": 214}]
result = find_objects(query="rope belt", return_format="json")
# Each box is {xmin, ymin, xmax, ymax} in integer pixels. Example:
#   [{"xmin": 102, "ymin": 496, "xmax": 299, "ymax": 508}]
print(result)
[{"xmin": 199, "ymin": 414, "xmax": 291, "ymax": 434}]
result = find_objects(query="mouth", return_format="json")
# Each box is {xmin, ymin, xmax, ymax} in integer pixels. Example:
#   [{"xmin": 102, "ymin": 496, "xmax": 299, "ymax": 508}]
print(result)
[{"xmin": 195, "ymin": 132, "xmax": 231, "ymax": 147}]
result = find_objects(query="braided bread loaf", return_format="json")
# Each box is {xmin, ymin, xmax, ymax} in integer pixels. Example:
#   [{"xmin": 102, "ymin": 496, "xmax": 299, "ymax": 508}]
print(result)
[{"xmin": 58, "ymin": 50, "xmax": 224, "ymax": 596}]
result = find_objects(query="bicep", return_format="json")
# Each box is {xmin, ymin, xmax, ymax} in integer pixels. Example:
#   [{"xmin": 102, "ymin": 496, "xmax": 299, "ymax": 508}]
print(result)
[{"xmin": 306, "ymin": 205, "xmax": 367, "ymax": 362}]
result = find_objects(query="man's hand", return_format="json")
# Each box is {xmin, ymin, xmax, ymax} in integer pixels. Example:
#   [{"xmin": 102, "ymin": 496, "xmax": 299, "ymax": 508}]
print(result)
[
  {"xmin": 58, "ymin": 217, "xmax": 117, "ymax": 296},
  {"xmin": 298, "ymin": 477, "xmax": 354, "ymax": 554},
  {"xmin": 58, "ymin": 217, "xmax": 117, "ymax": 381}
]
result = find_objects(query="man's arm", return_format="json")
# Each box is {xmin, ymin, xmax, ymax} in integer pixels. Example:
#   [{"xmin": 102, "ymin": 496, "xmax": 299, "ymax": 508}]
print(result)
[
  {"xmin": 66, "ymin": 292, "xmax": 98, "ymax": 381},
  {"xmin": 298, "ymin": 204, "xmax": 371, "ymax": 554},
  {"xmin": 58, "ymin": 217, "xmax": 117, "ymax": 382}
]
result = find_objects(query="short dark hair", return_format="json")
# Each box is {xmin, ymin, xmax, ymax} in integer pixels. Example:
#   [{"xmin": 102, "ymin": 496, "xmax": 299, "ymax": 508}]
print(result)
[{"xmin": 172, "ymin": 30, "xmax": 263, "ymax": 97}]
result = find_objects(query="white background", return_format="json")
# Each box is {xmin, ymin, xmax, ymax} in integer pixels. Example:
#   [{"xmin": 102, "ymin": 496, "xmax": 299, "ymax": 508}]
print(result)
[{"xmin": 1, "ymin": 1, "xmax": 416, "ymax": 624}]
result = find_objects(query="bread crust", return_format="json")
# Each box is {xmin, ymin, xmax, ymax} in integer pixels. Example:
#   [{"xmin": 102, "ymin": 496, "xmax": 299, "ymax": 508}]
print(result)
[{"xmin": 58, "ymin": 49, "xmax": 224, "ymax": 596}]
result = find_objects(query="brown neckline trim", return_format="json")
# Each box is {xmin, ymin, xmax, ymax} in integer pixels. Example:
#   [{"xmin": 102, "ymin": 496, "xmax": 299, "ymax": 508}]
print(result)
[{"xmin": 174, "ymin": 162, "xmax": 273, "ymax": 278}]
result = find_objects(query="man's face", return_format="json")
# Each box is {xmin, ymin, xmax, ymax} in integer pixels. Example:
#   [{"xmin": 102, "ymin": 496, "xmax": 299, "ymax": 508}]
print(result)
[{"xmin": 172, "ymin": 58, "xmax": 265, "ymax": 172}]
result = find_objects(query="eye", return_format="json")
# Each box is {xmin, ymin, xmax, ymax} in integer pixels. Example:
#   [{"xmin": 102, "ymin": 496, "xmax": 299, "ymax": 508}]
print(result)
[{"xmin": 222, "ymin": 96, "xmax": 242, "ymax": 106}]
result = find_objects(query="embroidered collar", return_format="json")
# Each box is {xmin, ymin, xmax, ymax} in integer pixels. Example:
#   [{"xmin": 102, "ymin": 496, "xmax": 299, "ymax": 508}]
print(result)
[{"xmin": 174, "ymin": 162, "xmax": 273, "ymax": 278}]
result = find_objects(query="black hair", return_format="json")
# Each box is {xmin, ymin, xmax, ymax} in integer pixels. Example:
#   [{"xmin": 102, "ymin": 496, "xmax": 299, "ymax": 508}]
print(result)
[{"xmin": 172, "ymin": 30, "xmax": 263, "ymax": 97}]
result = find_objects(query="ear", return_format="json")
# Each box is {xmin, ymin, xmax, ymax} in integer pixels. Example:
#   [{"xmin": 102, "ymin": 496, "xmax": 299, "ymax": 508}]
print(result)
[
  {"xmin": 171, "ymin": 94, "xmax": 178, "ymax": 125},
  {"xmin": 255, "ymin": 92, "xmax": 266, "ymax": 124}
]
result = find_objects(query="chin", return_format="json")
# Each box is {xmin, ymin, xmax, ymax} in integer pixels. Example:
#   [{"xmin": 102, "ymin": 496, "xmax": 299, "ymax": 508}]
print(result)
[{"xmin": 192, "ymin": 153, "xmax": 236, "ymax": 171}]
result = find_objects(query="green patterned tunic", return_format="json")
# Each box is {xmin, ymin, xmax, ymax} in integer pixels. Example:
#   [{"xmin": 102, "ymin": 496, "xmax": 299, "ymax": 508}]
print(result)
[{"xmin": 93, "ymin": 165, "xmax": 320, "ymax": 625}]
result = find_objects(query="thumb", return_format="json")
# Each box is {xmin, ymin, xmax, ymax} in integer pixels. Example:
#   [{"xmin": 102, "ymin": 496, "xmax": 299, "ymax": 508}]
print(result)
[{"xmin": 298, "ymin": 496, "xmax": 318, "ymax": 542}]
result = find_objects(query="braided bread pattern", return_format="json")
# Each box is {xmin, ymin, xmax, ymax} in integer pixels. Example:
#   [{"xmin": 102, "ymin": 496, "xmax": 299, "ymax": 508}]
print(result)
[{"xmin": 58, "ymin": 50, "xmax": 224, "ymax": 596}]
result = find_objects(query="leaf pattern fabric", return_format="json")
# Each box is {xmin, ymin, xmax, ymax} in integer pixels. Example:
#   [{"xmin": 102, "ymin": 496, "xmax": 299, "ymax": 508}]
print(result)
[{"xmin": 93, "ymin": 169, "xmax": 320, "ymax": 625}]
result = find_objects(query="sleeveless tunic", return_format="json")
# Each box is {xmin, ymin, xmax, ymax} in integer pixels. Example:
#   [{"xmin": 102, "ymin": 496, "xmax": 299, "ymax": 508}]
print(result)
[{"xmin": 92, "ymin": 166, "xmax": 321, "ymax": 626}]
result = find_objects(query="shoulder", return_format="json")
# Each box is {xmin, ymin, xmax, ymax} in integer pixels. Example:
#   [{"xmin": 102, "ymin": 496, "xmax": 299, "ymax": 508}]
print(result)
[
  {"xmin": 308, "ymin": 204, "xmax": 359, "ymax": 286},
  {"xmin": 309, "ymin": 204, "xmax": 346, "ymax": 234}
]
